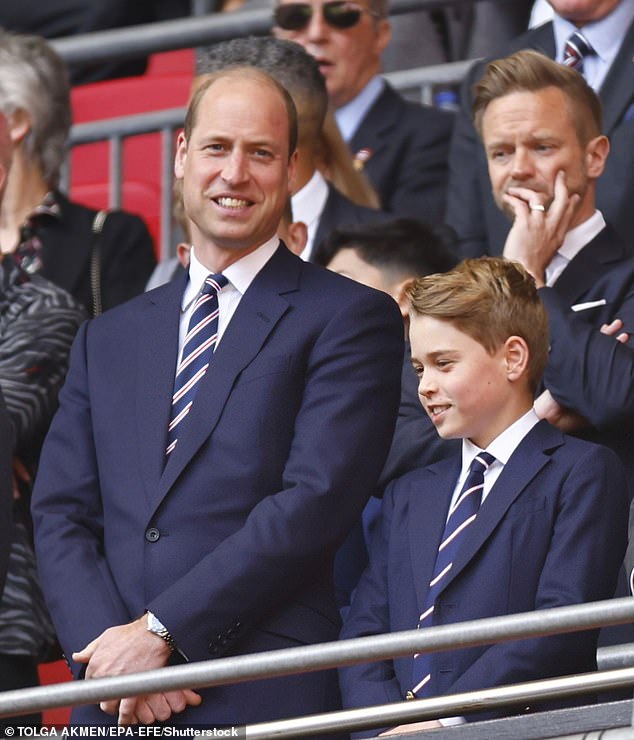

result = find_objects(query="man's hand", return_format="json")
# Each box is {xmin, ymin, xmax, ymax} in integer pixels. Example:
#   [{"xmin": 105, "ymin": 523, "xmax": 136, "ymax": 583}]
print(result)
[
  {"xmin": 502, "ymin": 171, "xmax": 580, "ymax": 286},
  {"xmin": 72, "ymin": 615, "xmax": 201, "ymax": 725},
  {"xmin": 534, "ymin": 389, "xmax": 590, "ymax": 433},
  {"xmin": 379, "ymin": 720, "xmax": 443, "ymax": 735},
  {"xmin": 601, "ymin": 318, "xmax": 629, "ymax": 344}
]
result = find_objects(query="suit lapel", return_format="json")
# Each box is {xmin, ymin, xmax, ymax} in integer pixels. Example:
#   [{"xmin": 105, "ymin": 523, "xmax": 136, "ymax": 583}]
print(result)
[
  {"xmin": 155, "ymin": 245, "xmax": 298, "ymax": 505},
  {"xmin": 349, "ymin": 85, "xmax": 401, "ymax": 163},
  {"xmin": 408, "ymin": 460, "xmax": 459, "ymax": 611},
  {"xmin": 599, "ymin": 18, "xmax": 634, "ymax": 134},
  {"xmin": 436, "ymin": 422, "xmax": 564, "ymax": 598},
  {"xmin": 552, "ymin": 226, "xmax": 626, "ymax": 306},
  {"xmin": 136, "ymin": 273, "xmax": 186, "ymax": 506}
]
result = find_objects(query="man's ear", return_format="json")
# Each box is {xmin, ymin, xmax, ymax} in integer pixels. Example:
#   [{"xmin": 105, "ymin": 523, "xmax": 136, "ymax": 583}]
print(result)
[
  {"xmin": 7, "ymin": 108, "xmax": 31, "ymax": 146},
  {"xmin": 504, "ymin": 335, "xmax": 530, "ymax": 382},
  {"xmin": 585, "ymin": 134, "xmax": 610, "ymax": 179},
  {"xmin": 174, "ymin": 132, "xmax": 188, "ymax": 180}
]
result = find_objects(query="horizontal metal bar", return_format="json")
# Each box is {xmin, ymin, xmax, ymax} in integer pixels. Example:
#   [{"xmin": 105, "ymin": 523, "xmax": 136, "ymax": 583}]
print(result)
[
  {"xmin": 70, "ymin": 108, "xmax": 186, "ymax": 146},
  {"xmin": 50, "ymin": 0, "xmax": 515, "ymax": 67},
  {"xmin": 0, "ymin": 598, "xmax": 633, "ymax": 719},
  {"xmin": 248, "ymin": 666, "xmax": 634, "ymax": 738}
]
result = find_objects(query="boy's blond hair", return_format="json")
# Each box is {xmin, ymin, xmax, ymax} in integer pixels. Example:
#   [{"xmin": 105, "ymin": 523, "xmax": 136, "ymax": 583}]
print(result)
[{"xmin": 408, "ymin": 257, "xmax": 549, "ymax": 391}]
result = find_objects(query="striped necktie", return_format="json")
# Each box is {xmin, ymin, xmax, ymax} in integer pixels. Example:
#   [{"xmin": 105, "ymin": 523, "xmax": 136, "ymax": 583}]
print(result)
[
  {"xmin": 409, "ymin": 450, "xmax": 496, "ymax": 699},
  {"xmin": 563, "ymin": 30, "xmax": 595, "ymax": 74},
  {"xmin": 166, "ymin": 273, "xmax": 227, "ymax": 457}
]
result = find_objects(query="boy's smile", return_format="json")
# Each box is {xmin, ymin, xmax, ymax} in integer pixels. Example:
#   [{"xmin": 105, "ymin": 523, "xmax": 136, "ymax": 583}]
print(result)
[{"xmin": 409, "ymin": 314, "xmax": 530, "ymax": 449}]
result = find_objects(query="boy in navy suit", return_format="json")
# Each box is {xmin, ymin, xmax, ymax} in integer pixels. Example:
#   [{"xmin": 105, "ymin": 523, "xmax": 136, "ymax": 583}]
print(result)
[{"xmin": 339, "ymin": 256, "xmax": 628, "ymax": 736}]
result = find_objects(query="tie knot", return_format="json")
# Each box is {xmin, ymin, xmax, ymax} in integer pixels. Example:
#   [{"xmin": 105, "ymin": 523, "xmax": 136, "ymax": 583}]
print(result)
[
  {"xmin": 202, "ymin": 273, "xmax": 228, "ymax": 295},
  {"xmin": 470, "ymin": 450, "xmax": 496, "ymax": 474},
  {"xmin": 564, "ymin": 31, "xmax": 595, "ymax": 72}
]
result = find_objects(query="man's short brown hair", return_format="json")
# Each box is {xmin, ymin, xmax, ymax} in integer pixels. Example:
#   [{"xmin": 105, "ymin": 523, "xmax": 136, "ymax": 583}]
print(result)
[
  {"xmin": 408, "ymin": 257, "xmax": 549, "ymax": 391},
  {"xmin": 184, "ymin": 66, "xmax": 298, "ymax": 160},
  {"xmin": 472, "ymin": 49, "xmax": 603, "ymax": 146}
]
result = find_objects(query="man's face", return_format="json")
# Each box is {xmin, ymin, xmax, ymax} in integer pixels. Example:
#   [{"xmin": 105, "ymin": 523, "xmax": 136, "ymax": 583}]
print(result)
[
  {"xmin": 481, "ymin": 86, "xmax": 603, "ymax": 227},
  {"xmin": 174, "ymin": 75, "xmax": 296, "ymax": 268},
  {"xmin": 409, "ymin": 315, "xmax": 517, "ymax": 450},
  {"xmin": 547, "ymin": 0, "xmax": 622, "ymax": 25},
  {"xmin": 273, "ymin": 0, "xmax": 391, "ymax": 109}
]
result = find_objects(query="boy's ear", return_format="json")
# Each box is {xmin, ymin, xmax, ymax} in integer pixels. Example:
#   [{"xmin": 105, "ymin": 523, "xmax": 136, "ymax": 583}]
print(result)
[
  {"xmin": 504, "ymin": 335, "xmax": 530, "ymax": 382},
  {"xmin": 394, "ymin": 278, "xmax": 414, "ymax": 320}
]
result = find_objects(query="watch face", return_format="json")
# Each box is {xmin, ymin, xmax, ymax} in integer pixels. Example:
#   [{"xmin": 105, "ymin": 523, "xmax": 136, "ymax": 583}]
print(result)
[{"xmin": 147, "ymin": 612, "xmax": 162, "ymax": 632}]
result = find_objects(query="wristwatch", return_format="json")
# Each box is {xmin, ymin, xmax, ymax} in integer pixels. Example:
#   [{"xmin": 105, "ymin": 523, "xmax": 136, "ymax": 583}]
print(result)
[{"xmin": 146, "ymin": 610, "xmax": 176, "ymax": 653}]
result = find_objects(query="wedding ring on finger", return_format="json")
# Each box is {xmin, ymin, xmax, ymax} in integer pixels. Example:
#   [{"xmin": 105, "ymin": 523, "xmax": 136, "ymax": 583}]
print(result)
[{"xmin": 529, "ymin": 203, "xmax": 546, "ymax": 212}]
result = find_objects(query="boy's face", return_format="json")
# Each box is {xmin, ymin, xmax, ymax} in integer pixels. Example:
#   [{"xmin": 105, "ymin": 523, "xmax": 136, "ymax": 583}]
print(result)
[{"xmin": 409, "ymin": 314, "xmax": 521, "ymax": 449}]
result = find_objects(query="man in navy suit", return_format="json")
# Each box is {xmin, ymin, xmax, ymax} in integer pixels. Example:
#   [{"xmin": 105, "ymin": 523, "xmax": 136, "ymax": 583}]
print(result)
[
  {"xmin": 447, "ymin": 0, "xmax": 634, "ymax": 255},
  {"xmin": 32, "ymin": 67, "xmax": 403, "ymax": 728},
  {"xmin": 272, "ymin": 0, "xmax": 453, "ymax": 222},
  {"xmin": 339, "ymin": 257, "xmax": 628, "ymax": 736},
  {"xmin": 467, "ymin": 50, "xmax": 634, "ymax": 481}
]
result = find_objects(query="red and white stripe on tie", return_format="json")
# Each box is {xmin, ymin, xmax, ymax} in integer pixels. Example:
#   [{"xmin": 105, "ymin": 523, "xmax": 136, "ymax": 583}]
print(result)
[{"xmin": 166, "ymin": 273, "xmax": 227, "ymax": 456}]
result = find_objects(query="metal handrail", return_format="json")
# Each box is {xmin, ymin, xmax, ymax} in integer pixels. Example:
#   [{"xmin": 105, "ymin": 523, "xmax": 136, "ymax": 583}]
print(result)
[
  {"xmin": 50, "ymin": 0, "xmax": 514, "ymax": 68},
  {"xmin": 1, "ymin": 597, "xmax": 633, "ymax": 725}
]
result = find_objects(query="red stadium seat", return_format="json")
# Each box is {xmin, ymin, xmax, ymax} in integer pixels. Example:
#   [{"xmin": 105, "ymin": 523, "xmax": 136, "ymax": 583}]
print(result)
[{"xmin": 70, "ymin": 73, "xmax": 192, "ymax": 253}]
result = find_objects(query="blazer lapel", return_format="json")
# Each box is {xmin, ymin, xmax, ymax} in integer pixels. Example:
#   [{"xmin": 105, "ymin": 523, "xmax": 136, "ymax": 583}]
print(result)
[
  {"xmin": 437, "ymin": 422, "xmax": 564, "ymax": 597},
  {"xmin": 408, "ymin": 459, "xmax": 460, "ymax": 611},
  {"xmin": 348, "ymin": 85, "xmax": 400, "ymax": 164},
  {"xmin": 552, "ymin": 226, "xmax": 627, "ymax": 306},
  {"xmin": 599, "ymin": 18, "xmax": 634, "ymax": 134},
  {"xmin": 156, "ymin": 245, "xmax": 298, "ymax": 504},
  {"xmin": 136, "ymin": 273, "xmax": 186, "ymax": 505}
]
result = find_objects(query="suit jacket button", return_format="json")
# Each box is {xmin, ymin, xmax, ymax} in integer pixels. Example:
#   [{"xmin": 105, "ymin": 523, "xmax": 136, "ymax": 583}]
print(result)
[
  {"xmin": 208, "ymin": 643, "xmax": 220, "ymax": 655},
  {"xmin": 145, "ymin": 527, "xmax": 160, "ymax": 543}
]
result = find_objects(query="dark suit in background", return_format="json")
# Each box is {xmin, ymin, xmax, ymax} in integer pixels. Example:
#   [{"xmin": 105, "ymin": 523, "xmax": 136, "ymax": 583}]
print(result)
[
  {"xmin": 340, "ymin": 421, "xmax": 628, "ymax": 735},
  {"xmin": 446, "ymin": 17, "xmax": 634, "ymax": 256},
  {"xmin": 348, "ymin": 84, "xmax": 454, "ymax": 223},
  {"xmin": 312, "ymin": 185, "xmax": 391, "ymax": 264},
  {"xmin": 32, "ymin": 244, "xmax": 403, "ymax": 726},
  {"xmin": 538, "ymin": 225, "xmax": 634, "ymax": 479}
]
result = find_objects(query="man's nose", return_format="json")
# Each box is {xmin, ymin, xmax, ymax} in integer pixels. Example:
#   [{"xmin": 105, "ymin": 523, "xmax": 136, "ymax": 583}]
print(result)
[
  {"xmin": 221, "ymin": 150, "xmax": 248, "ymax": 185},
  {"xmin": 510, "ymin": 148, "xmax": 534, "ymax": 180}
]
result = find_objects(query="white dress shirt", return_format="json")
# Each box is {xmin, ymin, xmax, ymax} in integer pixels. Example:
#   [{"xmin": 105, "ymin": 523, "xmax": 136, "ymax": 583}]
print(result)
[
  {"xmin": 178, "ymin": 237, "xmax": 279, "ymax": 359},
  {"xmin": 291, "ymin": 170, "xmax": 330, "ymax": 262}
]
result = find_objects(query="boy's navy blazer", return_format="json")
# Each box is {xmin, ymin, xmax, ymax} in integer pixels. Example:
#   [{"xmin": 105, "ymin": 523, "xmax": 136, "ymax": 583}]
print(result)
[
  {"xmin": 340, "ymin": 420, "xmax": 628, "ymax": 723},
  {"xmin": 32, "ymin": 243, "xmax": 404, "ymax": 726}
]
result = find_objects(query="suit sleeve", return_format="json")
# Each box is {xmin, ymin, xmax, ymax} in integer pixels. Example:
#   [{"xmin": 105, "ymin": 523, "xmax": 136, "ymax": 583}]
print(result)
[
  {"xmin": 540, "ymin": 286, "xmax": 634, "ymax": 428},
  {"xmin": 446, "ymin": 443, "xmax": 629, "ymax": 711},
  {"xmin": 148, "ymin": 288, "xmax": 404, "ymax": 658},
  {"xmin": 32, "ymin": 321, "xmax": 134, "ymax": 670},
  {"xmin": 338, "ymin": 479, "xmax": 405, "ymax": 734}
]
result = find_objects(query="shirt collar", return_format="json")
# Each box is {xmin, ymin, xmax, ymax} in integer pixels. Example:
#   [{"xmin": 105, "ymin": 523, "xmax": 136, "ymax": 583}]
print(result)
[
  {"xmin": 558, "ymin": 209, "xmax": 606, "ymax": 263},
  {"xmin": 291, "ymin": 170, "xmax": 329, "ymax": 262},
  {"xmin": 334, "ymin": 75, "xmax": 385, "ymax": 142},
  {"xmin": 182, "ymin": 236, "xmax": 280, "ymax": 311},
  {"xmin": 461, "ymin": 408, "xmax": 540, "ymax": 472}
]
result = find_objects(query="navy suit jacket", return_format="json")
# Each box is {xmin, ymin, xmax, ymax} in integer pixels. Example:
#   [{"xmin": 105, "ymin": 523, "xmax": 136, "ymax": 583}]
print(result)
[
  {"xmin": 446, "ymin": 16, "xmax": 634, "ymax": 256},
  {"xmin": 538, "ymin": 225, "xmax": 634, "ymax": 478},
  {"xmin": 348, "ymin": 83, "xmax": 454, "ymax": 223},
  {"xmin": 339, "ymin": 421, "xmax": 628, "ymax": 734},
  {"xmin": 32, "ymin": 244, "xmax": 403, "ymax": 726},
  {"xmin": 312, "ymin": 185, "xmax": 391, "ymax": 265}
]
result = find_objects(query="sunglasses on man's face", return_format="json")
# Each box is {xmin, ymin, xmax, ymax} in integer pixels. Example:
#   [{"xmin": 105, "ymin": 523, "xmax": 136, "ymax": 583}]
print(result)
[{"xmin": 274, "ymin": 1, "xmax": 379, "ymax": 31}]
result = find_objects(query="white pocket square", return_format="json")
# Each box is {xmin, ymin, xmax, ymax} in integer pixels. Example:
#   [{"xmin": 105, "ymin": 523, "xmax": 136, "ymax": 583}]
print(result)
[{"xmin": 571, "ymin": 299, "xmax": 607, "ymax": 312}]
